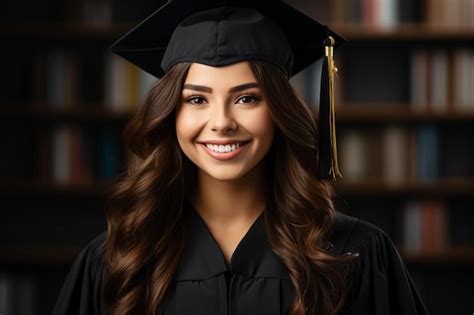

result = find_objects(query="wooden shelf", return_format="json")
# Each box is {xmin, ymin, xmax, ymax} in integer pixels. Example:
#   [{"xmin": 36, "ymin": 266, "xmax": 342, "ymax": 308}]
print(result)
[
  {"xmin": 0, "ymin": 247, "xmax": 82, "ymax": 267},
  {"xmin": 400, "ymin": 246, "xmax": 474, "ymax": 266},
  {"xmin": 1, "ymin": 23, "xmax": 131, "ymax": 40},
  {"xmin": 332, "ymin": 23, "xmax": 474, "ymax": 42},
  {"xmin": 335, "ymin": 103, "xmax": 474, "ymax": 123},
  {"xmin": 0, "ymin": 179, "xmax": 114, "ymax": 198},
  {"xmin": 333, "ymin": 178, "xmax": 474, "ymax": 197},
  {"xmin": 2, "ymin": 23, "xmax": 474, "ymax": 42},
  {"xmin": 0, "ymin": 106, "xmax": 133, "ymax": 123}
]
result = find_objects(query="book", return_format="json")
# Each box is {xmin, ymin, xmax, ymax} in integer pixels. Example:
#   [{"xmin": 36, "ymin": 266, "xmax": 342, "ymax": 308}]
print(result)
[
  {"xmin": 332, "ymin": 0, "xmax": 403, "ymax": 27},
  {"xmin": 51, "ymin": 125, "xmax": 72, "ymax": 185},
  {"xmin": 0, "ymin": 272, "xmax": 36, "ymax": 315},
  {"xmin": 45, "ymin": 50, "xmax": 78, "ymax": 108},
  {"xmin": 402, "ymin": 200, "xmax": 422, "ymax": 252},
  {"xmin": 421, "ymin": 200, "xmax": 447, "ymax": 253},
  {"xmin": 382, "ymin": 125, "xmax": 408, "ymax": 184},
  {"xmin": 339, "ymin": 129, "xmax": 368, "ymax": 181},
  {"xmin": 416, "ymin": 124, "xmax": 439, "ymax": 181},
  {"xmin": 402, "ymin": 200, "xmax": 448, "ymax": 253},
  {"xmin": 410, "ymin": 49, "xmax": 430, "ymax": 111},
  {"xmin": 0, "ymin": 272, "xmax": 13, "ymax": 315},
  {"xmin": 430, "ymin": 49, "xmax": 449, "ymax": 112},
  {"xmin": 453, "ymin": 49, "xmax": 474, "ymax": 111},
  {"xmin": 99, "ymin": 125, "xmax": 121, "ymax": 179}
]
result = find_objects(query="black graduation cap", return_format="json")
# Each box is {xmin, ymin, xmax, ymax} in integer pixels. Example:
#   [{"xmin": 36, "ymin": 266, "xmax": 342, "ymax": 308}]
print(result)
[{"xmin": 109, "ymin": 0, "xmax": 345, "ymax": 180}]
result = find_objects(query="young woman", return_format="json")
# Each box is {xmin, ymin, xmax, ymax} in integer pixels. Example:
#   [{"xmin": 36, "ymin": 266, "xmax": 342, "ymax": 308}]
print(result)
[{"xmin": 53, "ymin": 1, "xmax": 429, "ymax": 314}]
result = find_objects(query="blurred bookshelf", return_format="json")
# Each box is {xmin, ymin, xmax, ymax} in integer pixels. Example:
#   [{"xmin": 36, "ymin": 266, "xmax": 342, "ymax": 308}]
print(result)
[
  {"xmin": 1, "ymin": 0, "xmax": 473, "ymax": 314},
  {"xmin": 288, "ymin": 0, "xmax": 474, "ymax": 314}
]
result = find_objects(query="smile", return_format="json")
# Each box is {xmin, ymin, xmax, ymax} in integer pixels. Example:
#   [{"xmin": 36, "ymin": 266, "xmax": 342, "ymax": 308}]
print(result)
[
  {"xmin": 199, "ymin": 141, "xmax": 251, "ymax": 161},
  {"xmin": 206, "ymin": 142, "xmax": 242, "ymax": 152}
]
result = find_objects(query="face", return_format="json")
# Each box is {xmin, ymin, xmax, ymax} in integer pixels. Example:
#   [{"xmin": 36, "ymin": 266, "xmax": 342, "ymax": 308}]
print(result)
[{"xmin": 175, "ymin": 61, "xmax": 275, "ymax": 181}]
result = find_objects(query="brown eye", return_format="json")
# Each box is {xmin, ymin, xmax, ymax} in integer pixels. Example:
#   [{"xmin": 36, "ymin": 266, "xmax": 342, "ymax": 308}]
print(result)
[
  {"xmin": 237, "ymin": 95, "xmax": 260, "ymax": 104},
  {"xmin": 186, "ymin": 96, "xmax": 206, "ymax": 105}
]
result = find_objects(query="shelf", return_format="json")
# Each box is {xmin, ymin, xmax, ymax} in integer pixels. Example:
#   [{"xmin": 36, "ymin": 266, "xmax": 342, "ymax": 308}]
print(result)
[
  {"xmin": 3, "ymin": 23, "xmax": 474, "ymax": 42},
  {"xmin": 400, "ymin": 246, "xmax": 474, "ymax": 266},
  {"xmin": 0, "ymin": 23, "xmax": 130, "ymax": 40},
  {"xmin": 0, "ymin": 247, "xmax": 82, "ymax": 267},
  {"xmin": 0, "ymin": 106, "xmax": 133, "ymax": 123},
  {"xmin": 332, "ymin": 23, "xmax": 474, "ymax": 42},
  {"xmin": 333, "ymin": 178, "xmax": 474, "ymax": 197},
  {"xmin": 335, "ymin": 103, "xmax": 474, "ymax": 123},
  {"xmin": 0, "ymin": 179, "xmax": 114, "ymax": 198}
]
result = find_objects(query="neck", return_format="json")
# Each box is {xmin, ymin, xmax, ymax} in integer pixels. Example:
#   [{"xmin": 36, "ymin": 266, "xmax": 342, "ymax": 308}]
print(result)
[{"xmin": 191, "ymin": 160, "xmax": 267, "ymax": 224}]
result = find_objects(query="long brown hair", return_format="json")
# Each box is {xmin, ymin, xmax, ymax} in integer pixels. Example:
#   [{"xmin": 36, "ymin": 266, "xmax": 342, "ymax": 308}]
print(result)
[{"xmin": 103, "ymin": 60, "xmax": 359, "ymax": 314}]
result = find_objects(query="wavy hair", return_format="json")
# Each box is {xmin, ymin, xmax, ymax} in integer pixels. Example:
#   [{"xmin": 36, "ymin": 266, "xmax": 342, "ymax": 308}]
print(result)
[{"xmin": 103, "ymin": 60, "xmax": 359, "ymax": 314}]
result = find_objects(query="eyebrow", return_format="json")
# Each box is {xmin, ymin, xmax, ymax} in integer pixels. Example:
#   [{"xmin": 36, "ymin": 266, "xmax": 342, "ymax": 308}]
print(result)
[{"xmin": 183, "ymin": 82, "xmax": 259, "ymax": 93}]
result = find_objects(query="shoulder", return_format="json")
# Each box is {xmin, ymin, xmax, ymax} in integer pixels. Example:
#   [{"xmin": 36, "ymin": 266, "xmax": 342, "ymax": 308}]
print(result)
[
  {"xmin": 83, "ymin": 232, "xmax": 107, "ymax": 262},
  {"xmin": 329, "ymin": 211, "xmax": 392, "ymax": 257},
  {"xmin": 328, "ymin": 211, "xmax": 402, "ymax": 275},
  {"xmin": 52, "ymin": 231, "xmax": 108, "ymax": 315},
  {"xmin": 72, "ymin": 231, "xmax": 107, "ymax": 272},
  {"xmin": 330, "ymin": 213, "xmax": 430, "ymax": 314},
  {"xmin": 328, "ymin": 211, "xmax": 389, "ymax": 255}
]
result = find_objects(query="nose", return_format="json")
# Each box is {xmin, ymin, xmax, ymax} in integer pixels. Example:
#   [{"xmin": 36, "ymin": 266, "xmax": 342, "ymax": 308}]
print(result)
[{"xmin": 210, "ymin": 102, "xmax": 237, "ymax": 133}]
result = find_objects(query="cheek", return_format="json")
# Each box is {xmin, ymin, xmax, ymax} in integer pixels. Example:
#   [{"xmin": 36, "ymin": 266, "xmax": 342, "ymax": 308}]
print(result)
[
  {"xmin": 175, "ymin": 108, "xmax": 201, "ymax": 144},
  {"xmin": 243, "ymin": 107, "xmax": 275, "ymax": 143}
]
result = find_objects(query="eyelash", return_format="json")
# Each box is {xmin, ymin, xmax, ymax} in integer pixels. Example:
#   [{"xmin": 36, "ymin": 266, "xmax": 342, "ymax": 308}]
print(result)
[{"xmin": 184, "ymin": 94, "xmax": 261, "ymax": 106}]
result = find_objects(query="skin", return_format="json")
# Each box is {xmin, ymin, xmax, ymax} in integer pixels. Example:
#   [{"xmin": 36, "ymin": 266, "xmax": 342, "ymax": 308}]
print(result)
[{"xmin": 175, "ymin": 61, "xmax": 275, "ymax": 268}]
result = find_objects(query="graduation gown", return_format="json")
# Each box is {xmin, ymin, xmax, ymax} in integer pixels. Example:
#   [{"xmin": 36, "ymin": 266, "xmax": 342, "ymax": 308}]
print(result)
[{"xmin": 52, "ymin": 202, "xmax": 429, "ymax": 315}]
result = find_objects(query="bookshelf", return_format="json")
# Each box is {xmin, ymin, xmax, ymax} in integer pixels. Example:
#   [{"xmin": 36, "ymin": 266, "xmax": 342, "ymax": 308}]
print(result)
[
  {"xmin": 1, "ymin": 0, "xmax": 473, "ymax": 314},
  {"xmin": 289, "ymin": 1, "xmax": 474, "ymax": 314}
]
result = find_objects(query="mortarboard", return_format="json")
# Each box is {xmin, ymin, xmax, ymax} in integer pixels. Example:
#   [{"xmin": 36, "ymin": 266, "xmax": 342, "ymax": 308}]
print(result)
[{"xmin": 109, "ymin": 0, "xmax": 345, "ymax": 180}]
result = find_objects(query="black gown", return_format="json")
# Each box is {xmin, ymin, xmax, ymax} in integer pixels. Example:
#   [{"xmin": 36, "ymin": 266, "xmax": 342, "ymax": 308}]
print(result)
[{"xmin": 52, "ymin": 201, "xmax": 429, "ymax": 315}]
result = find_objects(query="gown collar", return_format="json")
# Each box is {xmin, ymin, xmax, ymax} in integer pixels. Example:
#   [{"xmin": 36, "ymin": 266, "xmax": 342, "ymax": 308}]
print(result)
[
  {"xmin": 174, "ymin": 200, "xmax": 291, "ymax": 281},
  {"xmin": 174, "ymin": 199, "xmax": 358, "ymax": 282}
]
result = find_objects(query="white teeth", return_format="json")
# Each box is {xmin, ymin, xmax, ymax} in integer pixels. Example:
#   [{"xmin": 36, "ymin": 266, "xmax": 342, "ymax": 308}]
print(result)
[{"xmin": 205, "ymin": 142, "xmax": 242, "ymax": 153}]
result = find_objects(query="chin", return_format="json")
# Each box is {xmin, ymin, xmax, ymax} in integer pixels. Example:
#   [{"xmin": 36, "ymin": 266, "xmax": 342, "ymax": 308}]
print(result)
[{"xmin": 203, "ymin": 168, "xmax": 247, "ymax": 181}]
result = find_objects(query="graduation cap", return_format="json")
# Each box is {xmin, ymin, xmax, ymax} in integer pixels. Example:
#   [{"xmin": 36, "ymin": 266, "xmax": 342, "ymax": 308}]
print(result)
[{"xmin": 109, "ymin": 0, "xmax": 345, "ymax": 180}]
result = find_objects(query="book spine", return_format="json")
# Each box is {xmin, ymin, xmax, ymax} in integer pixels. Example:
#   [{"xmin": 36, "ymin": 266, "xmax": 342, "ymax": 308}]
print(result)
[
  {"xmin": 416, "ymin": 124, "xmax": 439, "ymax": 181},
  {"xmin": 383, "ymin": 125, "xmax": 407, "ymax": 184},
  {"xmin": 429, "ymin": 49, "xmax": 449, "ymax": 112},
  {"xmin": 52, "ymin": 125, "xmax": 71, "ymax": 185},
  {"xmin": 421, "ymin": 201, "xmax": 436, "ymax": 252},
  {"xmin": 99, "ymin": 125, "xmax": 120, "ymax": 179},
  {"xmin": 339, "ymin": 129, "xmax": 368, "ymax": 181},
  {"xmin": 0, "ymin": 272, "xmax": 13, "ymax": 315},
  {"xmin": 403, "ymin": 200, "xmax": 421, "ymax": 252}
]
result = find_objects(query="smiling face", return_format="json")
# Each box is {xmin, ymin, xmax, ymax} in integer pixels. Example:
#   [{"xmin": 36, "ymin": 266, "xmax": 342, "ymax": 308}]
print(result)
[{"xmin": 175, "ymin": 61, "xmax": 275, "ymax": 182}]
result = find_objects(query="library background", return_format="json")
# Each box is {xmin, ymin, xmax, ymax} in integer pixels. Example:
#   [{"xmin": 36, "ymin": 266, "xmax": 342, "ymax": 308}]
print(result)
[{"xmin": 1, "ymin": 0, "xmax": 473, "ymax": 314}]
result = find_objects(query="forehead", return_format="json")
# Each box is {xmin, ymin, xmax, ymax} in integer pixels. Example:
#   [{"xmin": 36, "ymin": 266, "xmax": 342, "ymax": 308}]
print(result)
[{"xmin": 184, "ymin": 61, "xmax": 258, "ymax": 86}]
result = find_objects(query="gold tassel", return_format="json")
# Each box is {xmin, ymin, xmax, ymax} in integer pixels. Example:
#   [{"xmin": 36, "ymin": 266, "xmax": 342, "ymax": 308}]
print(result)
[
  {"xmin": 319, "ymin": 35, "xmax": 342, "ymax": 180},
  {"xmin": 326, "ymin": 36, "xmax": 342, "ymax": 179}
]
